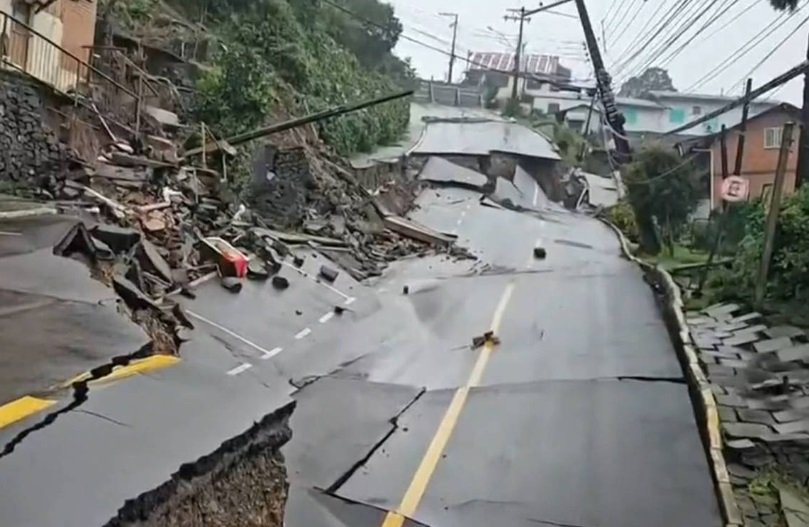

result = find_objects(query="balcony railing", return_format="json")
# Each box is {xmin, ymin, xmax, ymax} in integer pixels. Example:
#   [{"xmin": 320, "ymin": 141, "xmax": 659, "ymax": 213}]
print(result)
[{"xmin": 0, "ymin": 10, "xmax": 136, "ymax": 101}]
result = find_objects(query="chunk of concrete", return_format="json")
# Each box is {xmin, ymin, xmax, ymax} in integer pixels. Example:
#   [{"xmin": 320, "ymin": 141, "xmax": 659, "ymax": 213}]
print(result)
[
  {"xmin": 112, "ymin": 275, "xmax": 160, "ymax": 311},
  {"xmin": 220, "ymin": 276, "xmax": 242, "ymax": 293},
  {"xmin": 92, "ymin": 224, "xmax": 141, "ymax": 254},
  {"xmin": 139, "ymin": 240, "xmax": 173, "ymax": 283},
  {"xmin": 319, "ymin": 265, "xmax": 339, "ymax": 283},
  {"xmin": 247, "ymin": 260, "xmax": 270, "ymax": 281},
  {"xmin": 272, "ymin": 276, "xmax": 290, "ymax": 290}
]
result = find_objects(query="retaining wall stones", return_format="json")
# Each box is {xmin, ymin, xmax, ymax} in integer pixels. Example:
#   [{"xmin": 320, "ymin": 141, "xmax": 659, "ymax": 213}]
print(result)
[{"xmin": 0, "ymin": 71, "xmax": 65, "ymax": 191}]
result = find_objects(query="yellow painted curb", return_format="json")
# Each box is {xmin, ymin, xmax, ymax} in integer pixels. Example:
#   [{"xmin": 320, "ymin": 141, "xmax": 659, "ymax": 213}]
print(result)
[
  {"xmin": 64, "ymin": 355, "xmax": 181, "ymax": 387},
  {"xmin": 0, "ymin": 396, "xmax": 56, "ymax": 429}
]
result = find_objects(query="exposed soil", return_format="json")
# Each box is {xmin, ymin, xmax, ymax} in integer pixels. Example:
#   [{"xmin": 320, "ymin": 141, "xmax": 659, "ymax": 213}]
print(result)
[{"xmin": 109, "ymin": 404, "xmax": 293, "ymax": 527}]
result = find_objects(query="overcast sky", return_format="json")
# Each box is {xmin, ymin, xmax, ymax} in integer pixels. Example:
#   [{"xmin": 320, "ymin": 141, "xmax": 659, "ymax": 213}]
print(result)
[{"xmin": 387, "ymin": 0, "xmax": 808, "ymax": 104}]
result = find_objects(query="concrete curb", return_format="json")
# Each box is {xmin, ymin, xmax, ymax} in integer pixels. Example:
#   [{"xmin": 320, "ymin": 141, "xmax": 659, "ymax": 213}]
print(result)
[
  {"xmin": 600, "ymin": 218, "xmax": 742, "ymax": 527},
  {"xmin": 0, "ymin": 206, "xmax": 58, "ymax": 219}
]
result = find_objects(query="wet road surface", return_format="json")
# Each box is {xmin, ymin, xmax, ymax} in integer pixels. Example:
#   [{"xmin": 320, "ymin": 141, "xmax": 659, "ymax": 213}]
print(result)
[{"xmin": 0, "ymin": 171, "xmax": 721, "ymax": 526}]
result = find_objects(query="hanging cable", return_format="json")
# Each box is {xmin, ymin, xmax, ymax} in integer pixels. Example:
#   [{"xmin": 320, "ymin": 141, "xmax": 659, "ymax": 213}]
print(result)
[
  {"xmin": 686, "ymin": 4, "xmax": 802, "ymax": 92},
  {"xmin": 620, "ymin": 0, "xmax": 732, "ymax": 81},
  {"xmin": 727, "ymin": 9, "xmax": 809, "ymax": 92}
]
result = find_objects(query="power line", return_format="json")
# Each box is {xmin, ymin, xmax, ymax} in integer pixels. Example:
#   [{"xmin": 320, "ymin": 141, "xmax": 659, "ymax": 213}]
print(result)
[
  {"xmin": 617, "ymin": 0, "xmax": 719, "ymax": 79},
  {"xmin": 658, "ymin": 0, "xmax": 752, "ymax": 67},
  {"xmin": 728, "ymin": 9, "xmax": 809, "ymax": 92},
  {"xmin": 608, "ymin": 0, "xmax": 671, "ymax": 64},
  {"xmin": 602, "ymin": 0, "xmax": 623, "ymax": 28},
  {"xmin": 620, "ymin": 0, "xmax": 732, "ymax": 80},
  {"xmin": 610, "ymin": 0, "xmax": 697, "ymax": 76},
  {"xmin": 605, "ymin": 0, "xmax": 640, "ymax": 37},
  {"xmin": 686, "ymin": 4, "xmax": 802, "ymax": 92},
  {"xmin": 321, "ymin": 0, "xmax": 578, "ymax": 86},
  {"xmin": 608, "ymin": 0, "xmax": 648, "ymax": 49}
]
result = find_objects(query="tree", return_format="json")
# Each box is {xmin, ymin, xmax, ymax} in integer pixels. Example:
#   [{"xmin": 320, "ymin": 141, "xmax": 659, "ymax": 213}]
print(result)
[
  {"xmin": 623, "ymin": 147, "xmax": 701, "ymax": 255},
  {"xmin": 618, "ymin": 67, "xmax": 676, "ymax": 99}
]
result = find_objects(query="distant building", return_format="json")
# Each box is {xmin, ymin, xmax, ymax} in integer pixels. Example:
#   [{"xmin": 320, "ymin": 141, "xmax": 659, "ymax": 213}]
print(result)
[
  {"xmin": 549, "ymin": 90, "xmax": 779, "ymax": 147},
  {"xmin": 464, "ymin": 51, "xmax": 573, "ymax": 99},
  {"xmin": 678, "ymin": 102, "xmax": 801, "ymax": 209},
  {"xmin": 0, "ymin": 0, "xmax": 98, "ymax": 91}
]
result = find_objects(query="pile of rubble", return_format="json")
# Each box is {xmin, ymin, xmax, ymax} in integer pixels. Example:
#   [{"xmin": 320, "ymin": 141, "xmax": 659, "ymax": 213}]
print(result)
[{"xmin": 24, "ymin": 103, "xmax": 469, "ymax": 355}]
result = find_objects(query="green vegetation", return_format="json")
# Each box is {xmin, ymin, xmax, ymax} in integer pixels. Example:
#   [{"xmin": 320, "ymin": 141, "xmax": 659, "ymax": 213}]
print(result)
[
  {"xmin": 605, "ymin": 200, "xmax": 639, "ymax": 243},
  {"xmin": 192, "ymin": 0, "xmax": 413, "ymax": 156},
  {"xmin": 623, "ymin": 146, "xmax": 701, "ymax": 256},
  {"xmin": 709, "ymin": 187, "xmax": 809, "ymax": 306},
  {"xmin": 110, "ymin": 0, "xmax": 414, "ymax": 157}
]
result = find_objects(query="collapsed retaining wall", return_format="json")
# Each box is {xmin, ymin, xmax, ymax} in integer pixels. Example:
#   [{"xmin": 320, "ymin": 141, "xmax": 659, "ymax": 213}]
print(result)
[{"xmin": 0, "ymin": 71, "xmax": 66, "ymax": 191}]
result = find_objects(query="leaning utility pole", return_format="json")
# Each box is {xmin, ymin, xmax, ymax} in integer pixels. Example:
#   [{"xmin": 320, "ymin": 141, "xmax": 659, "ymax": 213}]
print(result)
[
  {"xmin": 572, "ymin": 0, "xmax": 631, "ymax": 165},
  {"xmin": 796, "ymin": 34, "xmax": 809, "ymax": 188},
  {"xmin": 734, "ymin": 79, "xmax": 753, "ymax": 176},
  {"xmin": 756, "ymin": 121, "xmax": 795, "ymax": 305},
  {"xmin": 439, "ymin": 12, "xmax": 459, "ymax": 83},
  {"xmin": 504, "ymin": 7, "xmax": 528, "ymax": 103}
]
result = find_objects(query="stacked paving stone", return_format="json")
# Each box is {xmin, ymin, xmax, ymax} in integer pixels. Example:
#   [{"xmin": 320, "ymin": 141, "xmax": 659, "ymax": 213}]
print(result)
[
  {"xmin": 0, "ymin": 72, "xmax": 65, "ymax": 189},
  {"xmin": 688, "ymin": 303, "xmax": 809, "ymax": 527}
]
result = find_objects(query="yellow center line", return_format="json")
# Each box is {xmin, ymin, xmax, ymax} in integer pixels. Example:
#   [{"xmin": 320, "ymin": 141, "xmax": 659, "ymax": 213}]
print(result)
[{"xmin": 381, "ymin": 281, "xmax": 516, "ymax": 527}]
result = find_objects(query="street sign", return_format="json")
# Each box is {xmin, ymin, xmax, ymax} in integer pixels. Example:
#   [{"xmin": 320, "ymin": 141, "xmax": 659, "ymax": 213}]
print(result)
[{"xmin": 721, "ymin": 175, "xmax": 749, "ymax": 203}]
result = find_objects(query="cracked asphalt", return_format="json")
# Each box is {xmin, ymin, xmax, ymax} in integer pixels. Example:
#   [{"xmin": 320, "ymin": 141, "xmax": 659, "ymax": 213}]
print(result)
[{"xmin": 0, "ymin": 164, "xmax": 721, "ymax": 527}]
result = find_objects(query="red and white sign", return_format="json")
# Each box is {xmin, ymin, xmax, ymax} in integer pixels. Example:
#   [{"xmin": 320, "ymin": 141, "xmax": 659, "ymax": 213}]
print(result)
[{"xmin": 721, "ymin": 176, "xmax": 749, "ymax": 203}]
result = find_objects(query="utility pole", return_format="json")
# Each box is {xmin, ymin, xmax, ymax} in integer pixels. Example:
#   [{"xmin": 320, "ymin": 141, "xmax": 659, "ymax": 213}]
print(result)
[
  {"xmin": 439, "ymin": 12, "xmax": 459, "ymax": 83},
  {"xmin": 755, "ymin": 121, "xmax": 795, "ymax": 305},
  {"xmin": 796, "ymin": 34, "xmax": 809, "ymax": 188},
  {"xmin": 734, "ymin": 79, "xmax": 752, "ymax": 176},
  {"xmin": 504, "ymin": 7, "xmax": 528, "ymax": 103},
  {"xmin": 572, "ymin": 0, "xmax": 631, "ymax": 165}
]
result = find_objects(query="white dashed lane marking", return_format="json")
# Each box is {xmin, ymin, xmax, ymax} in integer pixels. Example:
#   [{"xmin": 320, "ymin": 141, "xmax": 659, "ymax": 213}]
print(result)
[
  {"xmin": 295, "ymin": 328, "xmax": 312, "ymax": 340},
  {"xmin": 319, "ymin": 312, "xmax": 335, "ymax": 323},
  {"xmin": 187, "ymin": 310, "xmax": 277, "ymax": 356},
  {"xmin": 261, "ymin": 347, "xmax": 283, "ymax": 360},
  {"xmin": 227, "ymin": 363, "xmax": 253, "ymax": 376}
]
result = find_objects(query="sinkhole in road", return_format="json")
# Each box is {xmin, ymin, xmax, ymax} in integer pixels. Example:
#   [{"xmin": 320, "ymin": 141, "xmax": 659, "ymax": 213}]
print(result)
[{"xmin": 106, "ymin": 403, "xmax": 294, "ymax": 527}]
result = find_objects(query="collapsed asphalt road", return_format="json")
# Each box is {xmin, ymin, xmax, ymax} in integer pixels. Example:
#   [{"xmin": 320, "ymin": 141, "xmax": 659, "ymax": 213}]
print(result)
[
  {"xmin": 0, "ymin": 161, "xmax": 721, "ymax": 526},
  {"xmin": 282, "ymin": 181, "xmax": 723, "ymax": 527}
]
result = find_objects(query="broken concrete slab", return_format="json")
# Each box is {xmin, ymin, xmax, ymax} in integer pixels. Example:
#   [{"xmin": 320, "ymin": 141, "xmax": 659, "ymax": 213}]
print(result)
[
  {"xmin": 417, "ymin": 156, "xmax": 488, "ymax": 190},
  {"xmin": 722, "ymin": 422, "xmax": 775, "ymax": 439},
  {"xmin": 112, "ymin": 275, "xmax": 161, "ymax": 311},
  {"xmin": 91, "ymin": 224, "xmax": 141, "ymax": 254},
  {"xmin": 780, "ymin": 485, "xmax": 809, "ymax": 527},
  {"xmin": 382, "ymin": 215, "xmax": 453, "ymax": 246},
  {"xmin": 139, "ymin": 240, "xmax": 173, "ymax": 284},
  {"xmin": 777, "ymin": 344, "xmax": 809, "ymax": 363},
  {"xmin": 765, "ymin": 326, "xmax": 805, "ymax": 339},
  {"xmin": 724, "ymin": 332, "xmax": 762, "ymax": 347},
  {"xmin": 705, "ymin": 303, "xmax": 741, "ymax": 318},
  {"xmin": 753, "ymin": 337, "xmax": 793, "ymax": 353}
]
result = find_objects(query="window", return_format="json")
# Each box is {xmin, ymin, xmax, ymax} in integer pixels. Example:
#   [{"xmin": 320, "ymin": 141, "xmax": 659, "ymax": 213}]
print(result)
[
  {"xmin": 692, "ymin": 105, "xmax": 702, "ymax": 116},
  {"xmin": 623, "ymin": 107, "xmax": 638, "ymax": 125},
  {"xmin": 764, "ymin": 127, "xmax": 783, "ymax": 149},
  {"xmin": 669, "ymin": 108, "xmax": 686, "ymax": 124},
  {"xmin": 548, "ymin": 102, "xmax": 561, "ymax": 114}
]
